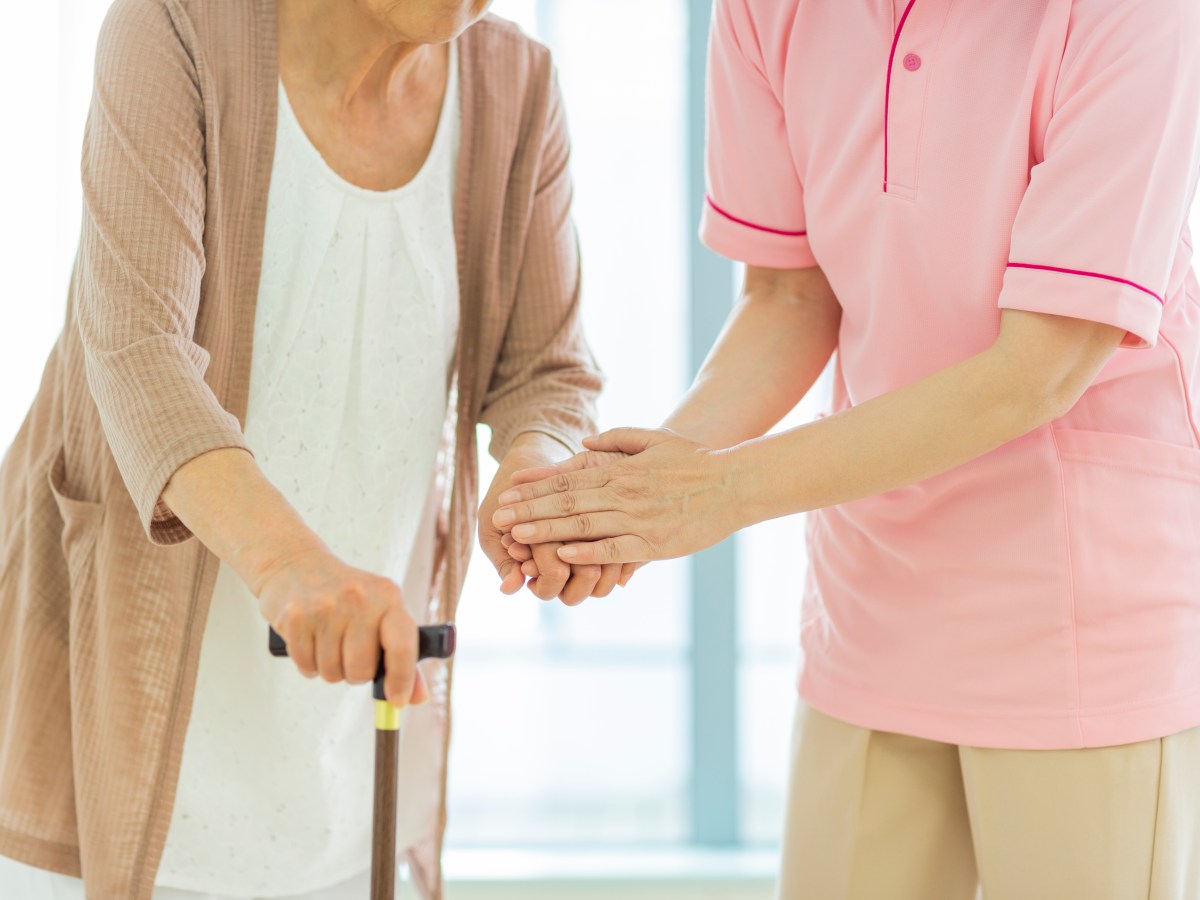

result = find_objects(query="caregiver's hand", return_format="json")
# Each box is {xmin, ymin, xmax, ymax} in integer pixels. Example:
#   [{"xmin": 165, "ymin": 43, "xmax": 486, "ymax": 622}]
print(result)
[
  {"xmin": 478, "ymin": 432, "xmax": 625, "ymax": 605},
  {"xmin": 494, "ymin": 428, "xmax": 742, "ymax": 565},
  {"xmin": 505, "ymin": 449, "xmax": 643, "ymax": 590}
]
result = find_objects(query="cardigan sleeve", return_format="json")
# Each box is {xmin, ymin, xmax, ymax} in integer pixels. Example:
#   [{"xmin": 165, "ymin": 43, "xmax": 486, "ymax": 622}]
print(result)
[
  {"xmin": 75, "ymin": 0, "xmax": 251, "ymax": 545},
  {"xmin": 478, "ymin": 65, "xmax": 604, "ymax": 461}
]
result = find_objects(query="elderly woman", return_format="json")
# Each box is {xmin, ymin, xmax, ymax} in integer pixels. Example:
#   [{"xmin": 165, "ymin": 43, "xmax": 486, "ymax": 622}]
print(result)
[
  {"xmin": 498, "ymin": 0, "xmax": 1200, "ymax": 898},
  {"xmin": 0, "ymin": 0, "xmax": 608, "ymax": 898}
]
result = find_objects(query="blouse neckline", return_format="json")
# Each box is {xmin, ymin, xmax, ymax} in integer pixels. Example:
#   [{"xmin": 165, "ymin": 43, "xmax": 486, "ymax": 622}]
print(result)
[{"xmin": 276, "ymin": 42, "xmax": 460, "ymax": 202}]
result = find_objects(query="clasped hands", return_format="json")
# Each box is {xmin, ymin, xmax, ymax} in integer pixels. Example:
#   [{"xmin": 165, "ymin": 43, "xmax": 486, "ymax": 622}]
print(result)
[{"xmin": 480, "ymin": 428, "xmax": 743, "ymax": 605}]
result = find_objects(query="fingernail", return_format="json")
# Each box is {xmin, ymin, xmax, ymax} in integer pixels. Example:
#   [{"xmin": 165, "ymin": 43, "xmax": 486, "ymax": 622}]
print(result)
[
  {"xmin": 559, "ymin": 545, "xmax": 578, "ymax": 560},
  {"xmin": 493, "ymin": 509, "xmax": 516, "ymax": 527},
  {"xmin": 498, "ymin": 490, "xmax": 520, "ymax": 505},
  {"xmin": 512, "ymin": 524, "xmax": 535, "ymax": 540}
]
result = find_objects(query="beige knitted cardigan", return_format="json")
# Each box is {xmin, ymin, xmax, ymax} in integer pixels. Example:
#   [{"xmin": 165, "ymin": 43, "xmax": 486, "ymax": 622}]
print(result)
[{"xmin": 0, "ymin": 1, "xmax": 601, "ymax": 896}]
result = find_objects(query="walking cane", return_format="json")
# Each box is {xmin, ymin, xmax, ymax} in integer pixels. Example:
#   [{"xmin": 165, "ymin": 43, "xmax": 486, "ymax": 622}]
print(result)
[{"xmin": 268, "ymin": 623, "xmax": 457, "ymax": 899}]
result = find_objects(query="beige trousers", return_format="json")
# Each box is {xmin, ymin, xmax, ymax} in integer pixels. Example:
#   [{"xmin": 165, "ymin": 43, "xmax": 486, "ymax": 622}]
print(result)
[{"xmin": 778, "ymin": 703, "xmax": 1200, "ymax": 900}]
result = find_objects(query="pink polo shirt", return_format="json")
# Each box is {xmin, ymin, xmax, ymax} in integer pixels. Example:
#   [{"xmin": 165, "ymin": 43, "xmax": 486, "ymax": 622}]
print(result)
[{"xmin": 701, "ymin": 0, "xmax": 1200, "ymax": 749}]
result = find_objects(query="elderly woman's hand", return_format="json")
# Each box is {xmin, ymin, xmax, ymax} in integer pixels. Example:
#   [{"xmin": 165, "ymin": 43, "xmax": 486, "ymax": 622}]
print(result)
[
  {"xmin": 493, "ymin": 428, "xmax": 744, "ymax": 565},
  {"xmin": 256, "ymin": 549, "xmax": 426, "ymax": 709}
]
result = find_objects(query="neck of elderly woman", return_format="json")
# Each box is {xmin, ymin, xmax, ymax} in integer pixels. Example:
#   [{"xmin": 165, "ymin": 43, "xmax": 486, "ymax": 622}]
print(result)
[{"xmin": 278, "ymin": 0, "xmax": 455, "ymax": 110}]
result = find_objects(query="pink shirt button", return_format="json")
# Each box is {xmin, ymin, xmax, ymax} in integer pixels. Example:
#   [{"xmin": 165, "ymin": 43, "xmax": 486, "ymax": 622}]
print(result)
[{"xmin": 903, "ymin": 52, "xmax": 922, "ymax": 71}]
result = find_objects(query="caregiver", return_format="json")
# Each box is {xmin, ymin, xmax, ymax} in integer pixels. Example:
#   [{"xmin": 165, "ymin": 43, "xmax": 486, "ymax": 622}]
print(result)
[
  {"xmin": 496, "ymin": 0, "xmax": 1200, "ymax": 897},
  {"xmin": 0, "ymin": 0, "xmax": 605, "ymax": 898}
]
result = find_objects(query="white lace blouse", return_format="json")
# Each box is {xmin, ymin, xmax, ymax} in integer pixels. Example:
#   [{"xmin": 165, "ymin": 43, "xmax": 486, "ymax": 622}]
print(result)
[{"xmin": 156, "ymin": 45, "xmax": 461, "ymax": 897}]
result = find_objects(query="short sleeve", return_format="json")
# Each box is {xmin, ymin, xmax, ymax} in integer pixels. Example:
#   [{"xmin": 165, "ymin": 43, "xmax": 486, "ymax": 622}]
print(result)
[
  {"xmin": 699, "ymin": 0, "xmax": 816, "ymax": 269},
  {"xmin": 998, "ymin": 0, "xmax": 1200, "ymax": 350}
]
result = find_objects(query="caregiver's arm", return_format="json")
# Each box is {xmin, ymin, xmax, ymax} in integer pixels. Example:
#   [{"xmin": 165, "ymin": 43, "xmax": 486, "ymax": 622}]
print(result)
[
  {"xmin": 663, "ymin": 265, "xmax": 841, "ymax": 447},
  {"xmin": 496, "ymin": 307, "xmax": 1125, "ymax": 563},
  {"xmin": 727, "ymin": 307, "xmax": 1123, "ymax": 526}
]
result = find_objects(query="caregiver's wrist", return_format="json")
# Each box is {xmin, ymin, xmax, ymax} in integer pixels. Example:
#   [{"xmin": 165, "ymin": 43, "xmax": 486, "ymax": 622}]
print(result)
[
  {"xmin": 719, "ymin": 440, "xmax": 777, "ymax": 533},
  {"xmin": 661, "ymin": 410, "xmax": 730, "ymax": 449}
]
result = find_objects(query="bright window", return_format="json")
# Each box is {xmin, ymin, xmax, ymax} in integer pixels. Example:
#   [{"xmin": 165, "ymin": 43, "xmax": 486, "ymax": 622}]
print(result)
[{"xmin": 449, "ymin": 0, "xmax": 693, "ymax": 847}]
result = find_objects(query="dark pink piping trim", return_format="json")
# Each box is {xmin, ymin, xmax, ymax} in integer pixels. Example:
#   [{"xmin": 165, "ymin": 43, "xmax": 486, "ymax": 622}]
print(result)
[
  {"xmin": 883, "ymin": 0, "xmax": 919, "ymax": 193},
  {"xmin": 1008, "ymin": 263, "xmax": 1164, "ymax": 304},
  {"xmin": 706, "ymin": 195, "xmax": 807, "ymax": 237}
]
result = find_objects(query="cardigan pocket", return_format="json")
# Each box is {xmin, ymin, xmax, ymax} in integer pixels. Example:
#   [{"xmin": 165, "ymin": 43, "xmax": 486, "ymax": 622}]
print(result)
[{"xmin": 47, "ymin": 449, "xmax": 105, "ymax": 597}]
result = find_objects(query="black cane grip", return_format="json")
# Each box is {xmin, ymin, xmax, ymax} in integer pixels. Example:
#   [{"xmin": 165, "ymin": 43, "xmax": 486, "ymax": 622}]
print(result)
[{"xmin": 268, "ymin": 624, "xmax": 456, "ymax": 700}]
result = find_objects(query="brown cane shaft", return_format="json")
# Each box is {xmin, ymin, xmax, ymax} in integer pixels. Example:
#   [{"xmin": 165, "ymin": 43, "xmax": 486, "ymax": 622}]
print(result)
[{"xmin": 370, "ymin": 727, "xmax": 400, "ymax": 899}]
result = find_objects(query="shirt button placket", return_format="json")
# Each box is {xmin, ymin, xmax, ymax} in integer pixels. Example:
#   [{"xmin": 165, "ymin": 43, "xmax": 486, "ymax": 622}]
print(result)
[
  {"xmin": 885, "ymin": 40, "xmax": 932, "ymax": 199},
  {"xmin": 885, "ymin": 0, "xmax": 950, "ymax": 199}
]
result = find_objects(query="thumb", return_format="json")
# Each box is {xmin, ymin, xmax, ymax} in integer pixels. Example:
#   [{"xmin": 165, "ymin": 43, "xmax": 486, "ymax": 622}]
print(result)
[
  {"xmin": 583, "ymin": 427, "xmax": 661, "ymax": 455},
  {"xmin": 480, "ymin": 527, "xmax": 525, "ymax": 594},
  {"xmin": 410, "ymin": 667, "xmax": 429, "ymax": 705}
]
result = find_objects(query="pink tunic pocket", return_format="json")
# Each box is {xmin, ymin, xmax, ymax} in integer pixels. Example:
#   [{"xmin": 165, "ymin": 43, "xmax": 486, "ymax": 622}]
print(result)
[{"xmin": 1051, "ymin": 427, "xmax": 1200, "ymax": 711}]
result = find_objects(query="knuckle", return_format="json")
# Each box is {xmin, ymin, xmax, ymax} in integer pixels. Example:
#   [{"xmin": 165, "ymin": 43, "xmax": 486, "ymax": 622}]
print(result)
[
  {"xmin": 552, "ymin": 473, "xmax": 573, "ymax": 494},
  {"xmin": 284, "ymin": 603, "xmax": 307, "ymax": 631},
  {"xmin": 600, "ymin": 538, "xmax": 621, "ymax": 561},
  {"xmin": 339, "ymin": 587, "xmax": 368, "ymax": 616},
  {"xmin": 343, "ymin": 647, "xmax": 376, "ymax": 683},
  {"xmin": 539, "ymin": 552, "xmax": 568, "ymax": 579},
  {"xmin": 575, "ymin": 514, "xmax": 594, "ymax": 537},
  {"xmin": 557, "ymin": 491, "xmax": 577, "ymax": 515},
  {"xmin": 380, "ymin": 610, "xmax": 415, "ymax": 644},
  {"xmin": 611, "ymin": 480, "xmax": 640, "ymax": 501},
  {"xmin": 310, "ymin": 594, "xmax": 339, "ymax": 622}
]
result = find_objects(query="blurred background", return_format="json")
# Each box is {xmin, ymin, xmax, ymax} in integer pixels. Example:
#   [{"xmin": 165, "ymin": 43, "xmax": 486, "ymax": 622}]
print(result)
[{"xmin": 0, "ymin": 1, "xmax": 820, "ymax": 898}]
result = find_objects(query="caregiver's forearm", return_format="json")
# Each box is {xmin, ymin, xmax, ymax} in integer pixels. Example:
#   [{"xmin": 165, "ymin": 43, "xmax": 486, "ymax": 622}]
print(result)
[
  {"xmin": 664, "ymin": 266, "xmax": 841, "ymax": 448},
  {"xmin": 725, "ymin": 311, "xmax": 1124, "ymax": 529},
  {"xmin": 161, "ymin": 448, "xmax": 328, "ymax": 594}
]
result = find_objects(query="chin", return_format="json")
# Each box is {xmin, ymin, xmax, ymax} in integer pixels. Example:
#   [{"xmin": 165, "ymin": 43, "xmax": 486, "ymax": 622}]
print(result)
[{"xmin": 375, "ymin": 0, "xmax": 494, "ymax": 43}]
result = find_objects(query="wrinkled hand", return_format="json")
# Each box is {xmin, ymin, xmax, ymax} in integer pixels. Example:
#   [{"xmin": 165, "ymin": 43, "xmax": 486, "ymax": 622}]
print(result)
[
  {"xmin": 256, "ymin": 549, "xmax": 426, "ymax": 709},
  {"xmin": 504, "ymin": 450, "xmax": 644, "ymax": 590},
  {"xmin": 493, "ymin": 428, "xmax": 741, "ymax": 565},
  {"xmin": 478, "ymin": 443, "xmax": 628, "ymax": 605}
]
